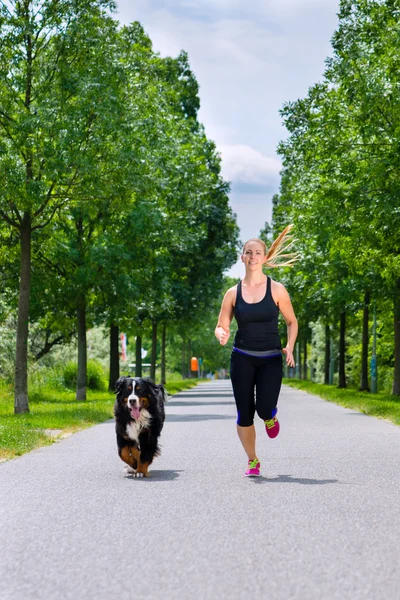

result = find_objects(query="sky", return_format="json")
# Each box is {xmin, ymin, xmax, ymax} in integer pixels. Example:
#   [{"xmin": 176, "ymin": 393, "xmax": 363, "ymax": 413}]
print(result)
[{"xmin": 115, "ymin": 0, "xmax": 340, "ymax": 277}]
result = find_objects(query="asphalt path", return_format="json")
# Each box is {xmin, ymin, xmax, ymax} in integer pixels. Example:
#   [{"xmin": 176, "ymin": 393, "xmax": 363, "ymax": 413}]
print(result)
[{"xmin": 1, "ymin": 381, "xmax": 400, "ymax": 600}]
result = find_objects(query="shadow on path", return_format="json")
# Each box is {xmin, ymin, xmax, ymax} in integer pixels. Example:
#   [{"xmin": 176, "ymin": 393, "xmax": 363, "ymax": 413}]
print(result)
[
  {"xmin": 174, "ymin": 393, "xmax": 233, "ymax": 399},
  {"xmin": 250, "ymin": 474, "xmax": 339, "ymax": 485},
  {"xmin": 126, "ymin": 469, "xmax": 184, "ymax": 482},
  {"xmin": 168, "ymin": 400, "xmax": 235, "ymax": 407},
  {"xmin": 166, "ymin": 413, "xmax": 235, "ymax": 422}
]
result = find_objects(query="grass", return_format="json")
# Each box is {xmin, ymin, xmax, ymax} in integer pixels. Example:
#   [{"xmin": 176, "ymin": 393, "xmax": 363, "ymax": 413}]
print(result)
[
  {"xmin": 283, "ymin": 378, "xmax": 400, "ymax": 426},
  {"xmin": 164, "ymin": 378, "xmax": 204, "ymax": 396},
  {"xmin": 0, "ymin": 376, "xmax": 204, "ymax": 461},
  {"xmin": 4, "ymin": 374, "xmax": 398, "ymax": 461}
]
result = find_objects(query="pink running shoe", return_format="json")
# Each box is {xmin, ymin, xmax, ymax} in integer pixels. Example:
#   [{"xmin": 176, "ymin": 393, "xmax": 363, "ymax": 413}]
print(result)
[
  {"xmin": 245, "ymin": 458, "xmax": 261, "ymax": 477},
  {"xmin": 265, "ymin": 408, "xmax": 280, "ymax": 438}
]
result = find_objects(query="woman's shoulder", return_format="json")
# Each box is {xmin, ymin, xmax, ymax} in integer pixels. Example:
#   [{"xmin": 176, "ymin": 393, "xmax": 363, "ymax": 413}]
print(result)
[
  {"xmin": 269, "ymin": 277, "xmax": 284, "ymax": 289},
  {"xmin": 224, "ymin": 284, "xmax": 238, "ymax": 304},
  {"xmin": 269, "ymin": 277, "xmax": 287, "ymax": 300}
]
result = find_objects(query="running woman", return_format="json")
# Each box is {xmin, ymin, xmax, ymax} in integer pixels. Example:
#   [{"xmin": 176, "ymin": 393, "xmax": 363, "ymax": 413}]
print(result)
[{"xmin": 215, "ymin": 225, "xmax": 298, "ymax": 477}]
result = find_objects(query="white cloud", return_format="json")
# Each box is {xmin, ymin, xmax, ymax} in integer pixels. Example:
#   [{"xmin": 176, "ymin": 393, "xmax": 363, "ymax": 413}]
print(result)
[
  {"xmin": 219, "ymin": 144, "xmax": 281, "ymax": 187},
  {"xmin": 115, "ymin": 0, "xmax": 339, "ymax": 241},
  {"xmin": 115, "ymin": 0, "xmax": 339, "ymax": 155},
  {"xmin": 202, "ymin": 123, "xmax": 238, "ymax": 147}
]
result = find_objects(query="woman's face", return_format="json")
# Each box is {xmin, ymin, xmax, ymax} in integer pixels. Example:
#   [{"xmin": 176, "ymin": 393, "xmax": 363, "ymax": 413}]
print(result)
[{"xmin": 241, "ymin": 241, "xmax": 267, "ymax": 268}]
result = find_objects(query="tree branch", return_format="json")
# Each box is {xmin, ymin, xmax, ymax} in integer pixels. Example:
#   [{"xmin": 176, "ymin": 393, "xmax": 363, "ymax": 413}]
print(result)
[
  {"xmin": 34, "ymin": 330, "xmax": 75, "ymax": 361},
  {"xmin": 36, "ymin": 250, "xmax": 67, "ymax": 277},
  {"xmin": 31, "ymin": 200, "xmax": 64, "ymax": 231},
  {"xmin": 33, "ymin": 181, "xmax": 56, "ymax": 219},
  {"xmin": 0, "ymin": 120, "xmax": 28, "ymax": 161},
  {"xmin": 0, "ymin": 107, "xmax": 15, "ymax": 123},
  {"xmin": 0, "ymin": 0, "xmax": 14, "ymax": 17},
  {"xmin": 34, "ymin": 17, "xmax": 72, "ymax": 99},
  {"xmin": 0, "ymin": 208, "xmax": 21, "ymax": 229}
]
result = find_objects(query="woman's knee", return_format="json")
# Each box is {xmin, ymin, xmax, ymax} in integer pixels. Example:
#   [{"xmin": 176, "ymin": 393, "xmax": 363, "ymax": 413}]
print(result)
[
  {"xmin": 236, "ymin": 411, "xmax": 254, "ymax": 427},
  {"xmin": 256, "ymin": 405, "xmax": 276, "ymax": 421}
]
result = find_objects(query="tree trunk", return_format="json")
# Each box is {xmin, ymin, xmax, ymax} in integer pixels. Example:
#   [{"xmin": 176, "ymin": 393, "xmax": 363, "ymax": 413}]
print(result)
[
  {"xmin": 298, "ymin": 340, "xmax": 303, "ymax": 379},
  {"xmin": 392, "ymin": 279, "xmax": 400, "ymax": 395},
  {"xmin": 109, "ymin": 323, "xmax": 119, "ymax": 392},
  {"xmin": 14, "ymin": 15, "xmax": 33, "ymax": 413},
  {"xmin": 150, "ymin": 320, "xmax": 157, "ymax": 382},
  {"xmin": 324, "ymin": 325, "xmax": 330, "ymax": 385},
  {"xmin": 135, "ymin": 333, "xmax": 142, "ymax": 377},
  {"xmin": 360, "ymin": 291, "xmax": 370, "ymax": 392},
  {"xmin": 76, "ymin": 295, "xmax": 87, "ymax": 400},
  {"xmin": 338, "ymin": 311, "xmax": 346, "ymax": 388},
  {"xmin": 14, "ymin": 214, "xmax": 32, "ymax": 414},
  {"xmin": 161, "ymin": 322, "xmax": 167, "ymax": 385},
  {"xmin": 303, "ymin": 337, "xmax": 308, "ymax": 380},
  {"xmin": 181, "ymin": 338, "xmax": 186, "ymax": 379},
  {"xmin": 187, "ymin": 339, "xmax": 192, "ymax": 378}
]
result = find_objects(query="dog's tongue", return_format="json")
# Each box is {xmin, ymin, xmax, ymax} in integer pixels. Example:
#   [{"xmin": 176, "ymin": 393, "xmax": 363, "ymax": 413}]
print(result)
[{"xmin": 130, "ymin": 407, "xmax": 140, "ymax": 420}]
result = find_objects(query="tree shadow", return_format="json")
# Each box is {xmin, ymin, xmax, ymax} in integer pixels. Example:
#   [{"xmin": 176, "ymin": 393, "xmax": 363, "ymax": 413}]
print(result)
[
  {"xmin": 174, "ymin": 393, "xmax": 233, "ymax": 399},
  {"xmin": 166, "ymin": 413, "xmax": 236, "ymax": 422},
  {"xmin": 250, "ymin": 474, "xmax": 339, "ymax": 485},
  {"xmin": 167, "ymin": 400, "xmax": 235, "ymax": 407}
]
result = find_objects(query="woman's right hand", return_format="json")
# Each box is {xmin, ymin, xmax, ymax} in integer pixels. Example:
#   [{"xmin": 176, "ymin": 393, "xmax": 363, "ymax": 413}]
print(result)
[{"xmin": 215, "ymin": 326, "xmax": 230, "ymax": 346}]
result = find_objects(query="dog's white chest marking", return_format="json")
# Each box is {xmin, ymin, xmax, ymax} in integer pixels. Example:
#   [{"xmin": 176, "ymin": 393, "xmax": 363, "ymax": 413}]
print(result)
[
  {"xmin": 126, "ymin": 422, "xmax": 139, "ymax": 443},
  {"xmin": 126, "ymin": 409, "xmax": 151, "ymax": 443}
]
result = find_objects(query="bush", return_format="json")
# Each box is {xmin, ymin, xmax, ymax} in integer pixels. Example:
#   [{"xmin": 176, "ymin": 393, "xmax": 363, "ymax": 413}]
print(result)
[
  {"xmin": 0, "ymin": 315, "xmax": 18, "ymax": 383},
  {"xmin": 62, "ymin": 360, "xmax": 107, "ymax": 391},
  {"xmin": 29, "ymin": 365, "xmax": 66, "ymax": 391}
]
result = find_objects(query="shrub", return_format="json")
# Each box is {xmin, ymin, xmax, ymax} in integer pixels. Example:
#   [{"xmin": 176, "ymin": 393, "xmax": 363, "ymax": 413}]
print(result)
[
  {"xmin": 29, "ymin": 365, "xmax": 66, "ymax": 391},
  {"xmin": 62, "ymin": 360, "xmax": 107, "ymax": 391}
]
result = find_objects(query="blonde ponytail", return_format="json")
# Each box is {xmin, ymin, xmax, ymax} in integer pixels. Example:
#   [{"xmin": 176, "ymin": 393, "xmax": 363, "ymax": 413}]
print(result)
[{"xmin": 265, "ymin": 224, "xmax": 299, "ymax": 268}]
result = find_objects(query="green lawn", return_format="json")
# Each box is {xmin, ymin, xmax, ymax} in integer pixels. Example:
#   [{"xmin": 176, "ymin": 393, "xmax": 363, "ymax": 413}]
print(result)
[
  {"xmin": 0, "ymin": 377, "xmax": 203, "ymax": 461},
  {"xmin": 283, "ymin": 378, "xmax": 400, "ymax": 426}
]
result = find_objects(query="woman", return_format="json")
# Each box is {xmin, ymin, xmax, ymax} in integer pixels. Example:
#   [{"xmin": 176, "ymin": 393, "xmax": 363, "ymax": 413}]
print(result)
[{"xmin": 215, "ymin": 225, "xmax": 298, "ymax": 477}]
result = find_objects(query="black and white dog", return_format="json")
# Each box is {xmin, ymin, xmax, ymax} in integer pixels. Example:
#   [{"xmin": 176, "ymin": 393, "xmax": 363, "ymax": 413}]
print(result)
[{"xmin": 114, "ymin": 377, "xmax": 166, "ymax": 477}]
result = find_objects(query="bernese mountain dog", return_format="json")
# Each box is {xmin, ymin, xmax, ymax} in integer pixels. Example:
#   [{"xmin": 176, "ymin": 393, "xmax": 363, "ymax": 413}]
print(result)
[{"xmin": 114, "ymin": 377, "xmax": 166, "ymax": 478}]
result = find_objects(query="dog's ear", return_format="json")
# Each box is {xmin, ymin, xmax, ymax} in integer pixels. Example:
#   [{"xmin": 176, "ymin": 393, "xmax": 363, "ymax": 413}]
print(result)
[
  {"xmin": 115, "ymin": 377, "xmax": 127, "ymax": 394},
  {"xmin": 156, "ymin": 383, "xmax": 168, "ymax": 402},
  {"xmin": 144, "ymin": 380, "xmax": 167, "ymax": 402}
]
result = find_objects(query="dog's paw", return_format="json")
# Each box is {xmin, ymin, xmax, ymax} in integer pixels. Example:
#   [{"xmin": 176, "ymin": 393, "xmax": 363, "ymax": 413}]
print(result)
[{"xmin": 124, "ymin": 465, "xmax": 136, "ymax": 475}]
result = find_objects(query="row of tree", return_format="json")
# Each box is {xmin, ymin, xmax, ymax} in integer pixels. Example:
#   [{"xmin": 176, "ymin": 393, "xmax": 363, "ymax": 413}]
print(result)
[
  {"xmin": 0, "ymin": 0, "xmax": 239, "ymax": 413},
  {"xmin": 266, "ymin": 0, "xmax": 400, "ymax": 395}
]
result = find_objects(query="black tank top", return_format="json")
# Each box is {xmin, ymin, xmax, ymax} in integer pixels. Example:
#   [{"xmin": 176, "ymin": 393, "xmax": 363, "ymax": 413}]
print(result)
[{"xmin": 233, "ymin": 277, "xmax": 281, "ymax": 351}]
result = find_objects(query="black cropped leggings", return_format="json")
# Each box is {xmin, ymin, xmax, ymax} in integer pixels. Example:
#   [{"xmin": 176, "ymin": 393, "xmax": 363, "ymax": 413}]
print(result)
[{"xmin": 230, "ymin": 351, "xmax": 283, "ymax": 427}]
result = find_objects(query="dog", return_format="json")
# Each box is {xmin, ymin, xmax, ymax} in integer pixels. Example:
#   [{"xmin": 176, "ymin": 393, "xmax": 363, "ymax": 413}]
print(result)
[{"xmin": 114, "ymin": 377, "xmax": 166, "ymax": 477}]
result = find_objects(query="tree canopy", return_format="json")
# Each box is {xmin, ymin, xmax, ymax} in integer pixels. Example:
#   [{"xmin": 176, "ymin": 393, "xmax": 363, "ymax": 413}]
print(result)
[
  {"xmin": 273, "ymin": 0, "xmax": 400, "ymax": 394},
  {"xmin": 0, "ymin": 1, "xmax": 240, "ymax": 411}
]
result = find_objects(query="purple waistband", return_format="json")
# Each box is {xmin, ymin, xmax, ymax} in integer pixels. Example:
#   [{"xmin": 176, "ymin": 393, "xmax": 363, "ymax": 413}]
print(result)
[{"xmin": 233, "ymin": 346, "xmax": 282, "ymax": 358}]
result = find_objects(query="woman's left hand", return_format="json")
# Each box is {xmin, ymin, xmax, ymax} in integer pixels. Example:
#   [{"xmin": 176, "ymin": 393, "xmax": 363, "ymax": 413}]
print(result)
[{"xmin": 283, "ymin": 346, "xmax": 295, "ymax": 367}]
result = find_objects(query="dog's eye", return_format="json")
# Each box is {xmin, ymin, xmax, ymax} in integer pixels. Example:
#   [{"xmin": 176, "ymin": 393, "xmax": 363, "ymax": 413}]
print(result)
[{"xmin": 127, "ymin": 387, "xmax": 132, "ymax": 391}]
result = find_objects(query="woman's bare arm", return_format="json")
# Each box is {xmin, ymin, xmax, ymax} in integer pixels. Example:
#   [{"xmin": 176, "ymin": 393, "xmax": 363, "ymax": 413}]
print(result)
[
  {"xmin": 274, "ymin": 282, "xmax": 298, "ymax": 367},
  {"xmin": 215, "ymin": 287, "xmax": 236, "ymax": 346}
]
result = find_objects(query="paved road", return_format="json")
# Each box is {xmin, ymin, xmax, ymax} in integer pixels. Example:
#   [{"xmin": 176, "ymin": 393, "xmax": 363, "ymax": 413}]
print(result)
[{"xmin": 1, "ymin": 381, "xmax": 400, "ymax": 600}]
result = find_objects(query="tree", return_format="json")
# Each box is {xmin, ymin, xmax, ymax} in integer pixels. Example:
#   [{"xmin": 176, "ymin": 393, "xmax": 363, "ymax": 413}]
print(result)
[{"xmin": 0, "ymin": 0, "xmax": 124, "ymax": 411}]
